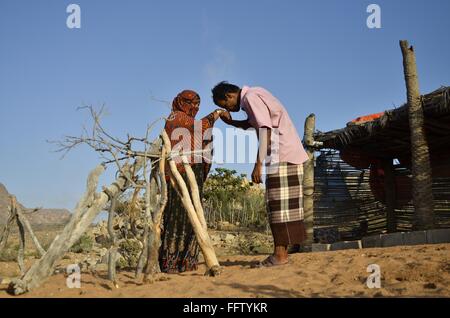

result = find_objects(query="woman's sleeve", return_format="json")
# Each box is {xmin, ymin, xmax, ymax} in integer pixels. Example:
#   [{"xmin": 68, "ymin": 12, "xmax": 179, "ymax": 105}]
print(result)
[
  {"xmin": 169, "ymin": 111, "xmax": 214, "ymax": 132},
  {"xmin": 200, "ymin": 112, "xmax": 216, "ymax": 132}
]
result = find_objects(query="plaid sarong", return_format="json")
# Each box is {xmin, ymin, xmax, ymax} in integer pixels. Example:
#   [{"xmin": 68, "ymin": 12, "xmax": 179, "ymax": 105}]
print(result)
[{"xmin": 265, "ymin": 162, "xmax": 304, "ymax": 224}]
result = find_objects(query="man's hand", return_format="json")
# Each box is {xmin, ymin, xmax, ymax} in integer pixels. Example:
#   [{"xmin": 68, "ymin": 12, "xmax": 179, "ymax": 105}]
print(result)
[
  {"xmin": 219, "ymin": 110, "xmax": 233, "ymax": 124},
  {"xmin": 212, "ymin": 109, "xmax": 224, "ymax": 121},
  {"xmin": 251, "ymin": 162, "xmax": 263, "ymax": 184}
]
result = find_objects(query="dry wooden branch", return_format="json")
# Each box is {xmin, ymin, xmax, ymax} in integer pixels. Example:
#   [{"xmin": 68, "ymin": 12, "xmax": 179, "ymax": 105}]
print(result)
[
  {"xmin": 106, "ymin": 191, "xmax": 119, "ymax": 287},
  {"xmin": 48, "ymin": 105, "xmax": 162, "ymax": 162},
  {"xmin": 8, "ymin": 107, "xmax": 171, "ymax": 294},
  {"xmin": 9, "ymin": 101, "xmax": 222, "ymax": 294},
  {"xmin": 15, "ymin": 205, "xmax": 46, "ymax": 257},
  {"xmin": 153, "ymin": 146, "xmax": 168, "ymax": 227},
  {"xmin": 181, "ymin": 155, "xmax": 207, "ymax": 231},
  {"xmin": 136, "ymin": 124, "xmax": 162, "ymax": 279},
  {"xmin": 10, "ymin": 197, "xmax": 26, "ymax": 276},
  {"xmin": 1, "ymin": 196, "xmax": 46, "ymax": 276},
  {"xmin": 8, "ymin": 147, "xmax": 159, "ymax": 295},
  {"xmin": 161, "ymin": 131, "xmax": 221, "ymax": 276},
  {"xmin": 135, "ymin": 172, "xmax": 158, "ymax": 279},
  {"xmin": 143, "ymin": 145, "xmax": 168, "ymax": 282},
  {"xmin": 0, "ymin": 207, "xmax": 15, "ymax": 252}
]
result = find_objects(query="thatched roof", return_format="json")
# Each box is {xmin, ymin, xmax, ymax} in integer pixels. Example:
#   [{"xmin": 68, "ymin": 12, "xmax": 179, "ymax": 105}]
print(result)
[{"xmin": 314, "ymin": 86, "xmax": 450, "ymax": 160}]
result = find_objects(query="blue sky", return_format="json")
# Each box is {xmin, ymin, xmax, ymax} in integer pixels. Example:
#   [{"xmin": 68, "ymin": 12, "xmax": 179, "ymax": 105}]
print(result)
[{"xmin": 1, "ymin": 0, "xmax": 449, "ymax": 210}]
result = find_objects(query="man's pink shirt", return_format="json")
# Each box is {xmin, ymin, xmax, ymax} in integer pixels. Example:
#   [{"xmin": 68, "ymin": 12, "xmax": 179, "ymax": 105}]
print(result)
[{"xmin": 240, "ymin": 85, "xmax": 309, "ymax": 166}]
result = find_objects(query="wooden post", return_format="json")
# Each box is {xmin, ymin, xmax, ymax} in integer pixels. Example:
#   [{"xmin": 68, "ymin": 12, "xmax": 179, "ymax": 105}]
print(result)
[
  {"xmin": 400, "ymin": 40, "xmax": 434, "ymax": 230},
  {"xmin": 302, "ymin": 114, "xmax": 316, "ymax": 248},
  {"xmin": 0, "ymin": 208, "xmax": 15, "ymax": 253},
  {"xmin": 15, "ymin": 203, "xmax": 46, "ymax": 257},
  {"xmin": 143, "ymin": 148, "xmax": 169, "ymax": 282},
  {"xmin": 161, "ymin": 131, "xmax": 221, "ymax": 276},
  {"xmin": 11, "ymin": 197, "xmax": 26, "ymax": 276},
  {"xmin": 382, "ymin": 159, "xmax": 397, "ymax": 233},
  {"xmin": 107, "ymin": 193, "xmax": 119, "ymax": 287},
  {"xmin": 1, "ymin": 195, "xmax": 46, "ymax": 278}
]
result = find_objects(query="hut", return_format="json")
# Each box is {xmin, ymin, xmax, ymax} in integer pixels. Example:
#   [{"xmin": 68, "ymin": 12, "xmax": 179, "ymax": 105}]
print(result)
[{"xmin": 308, "ymin": 86, "xmax": 450, "ymax": 243}]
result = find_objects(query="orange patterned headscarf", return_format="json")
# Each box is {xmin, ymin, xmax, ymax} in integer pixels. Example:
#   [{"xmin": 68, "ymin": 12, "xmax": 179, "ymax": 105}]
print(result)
[
  {"xmin": 165, "ymin": 90, "xmax": 202, "ymax": 152},
  {"xmin": 171, "ymin": 90, "xmax": 200, "ymax": 117},
  {"xmin": 164, "ymin": 90, "xmax": 213, "ymax": 176}
]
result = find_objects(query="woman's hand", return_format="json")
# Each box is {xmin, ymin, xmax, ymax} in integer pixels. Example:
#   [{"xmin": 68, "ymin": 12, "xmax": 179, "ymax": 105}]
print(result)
[
  {"xmin": 210, "ymin": 109, "xmax": 223, "ymax": 121},
  {"xmin": 219, "ymin": 110, "xmax": 233, "ymax": 124}
]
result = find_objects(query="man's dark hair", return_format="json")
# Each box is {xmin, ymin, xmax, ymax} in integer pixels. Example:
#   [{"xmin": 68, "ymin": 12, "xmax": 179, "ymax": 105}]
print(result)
[{"xmin": 211, "ymin": 81, "xmax": 240, "ymax": 104}]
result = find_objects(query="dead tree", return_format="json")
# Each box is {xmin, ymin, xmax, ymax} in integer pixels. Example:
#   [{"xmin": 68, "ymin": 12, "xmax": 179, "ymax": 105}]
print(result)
[
  {"xmin": 0, "ymin": 207, "xmax": 15, "ymax": 252},
  {"xmin": 9, "ymin": 105, "xmax": 220, "ymax": 295},
  {"xmin": 137, "ymin": 141, "xmax": 169, "ymax": 280},
  {"xmin": 140, "ymin": 149, "xmax": 169, "ymax": 281},
  {"xmin": 0, "ymin": 196, "xmax": 46, "ymax": 276},
  {"xmin": 106, "ymin": 192, "xmax": 119, "ymax": 287}
]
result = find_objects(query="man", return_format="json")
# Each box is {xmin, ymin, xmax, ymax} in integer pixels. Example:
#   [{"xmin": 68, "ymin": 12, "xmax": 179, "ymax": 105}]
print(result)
[{"xmin": 211, "ymin": 81, "xmax": 309, "ymax": 266}]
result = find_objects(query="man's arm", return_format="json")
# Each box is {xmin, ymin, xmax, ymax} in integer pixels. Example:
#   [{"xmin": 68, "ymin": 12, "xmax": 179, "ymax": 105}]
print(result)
[
  {"xmin": 252, "ymin": 127, "xmax": 271, "ymax": 184},
  {"xmin": 220, "ymin": 111, "xmax": 252, "ymax": 130},
  {"xmin": 231, "ymin": 119, "xmax": 252, "ymax": 130}
]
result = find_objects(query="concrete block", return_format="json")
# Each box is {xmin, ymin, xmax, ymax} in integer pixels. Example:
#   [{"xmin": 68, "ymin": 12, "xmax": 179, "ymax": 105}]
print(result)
[
  {"xmin": 330, "ymin": 240, "xmax": 361, "ymax": 251},
  {"xmin": 403, "ymin": 231, "xmax": 427, "ymax": 246},
  {"xmin": 381, "ymin": 232, "xmax": 404, "ymax": 247},
  {"xmin": 361, "ymin": 234, "xmax": 381, "ymax": 248},
  {"xmin": 426, "ymin": 229, "xmax": 450, "ymax": 244},
  {"xmin": 311, "ymin": 243, "xmax": 330, "ymax": 252}
]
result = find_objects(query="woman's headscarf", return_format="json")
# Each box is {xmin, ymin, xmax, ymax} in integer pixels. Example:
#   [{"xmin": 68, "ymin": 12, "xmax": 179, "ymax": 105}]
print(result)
[
  {"xmin": 164, "ymin": 90, "xmax": 213, "ymax": 177},
  {"xmin": 171, "ymin": 90, "xmax": 200, "ymax": 117}
]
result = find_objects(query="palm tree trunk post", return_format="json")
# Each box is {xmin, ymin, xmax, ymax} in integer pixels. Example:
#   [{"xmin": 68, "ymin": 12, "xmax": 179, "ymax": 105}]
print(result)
[
  {"xmin": 399, "ymin": 40, "xmax": 434, "ymax": 230},
  {"xmin": 302, "ymin": 114, "xmax": 316, "ymax": 249}
]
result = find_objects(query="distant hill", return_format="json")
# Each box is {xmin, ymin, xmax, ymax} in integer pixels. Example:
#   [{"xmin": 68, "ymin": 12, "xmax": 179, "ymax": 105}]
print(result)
[{"xmin": 0, "ymin": 183, "xmax": 71, "ymax": 227}]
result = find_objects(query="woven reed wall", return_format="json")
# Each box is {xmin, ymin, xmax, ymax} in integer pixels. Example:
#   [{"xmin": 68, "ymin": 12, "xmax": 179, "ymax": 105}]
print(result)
[{"xmin": 313, "ymin": 149, "xmax": 450, "ymax": 240}]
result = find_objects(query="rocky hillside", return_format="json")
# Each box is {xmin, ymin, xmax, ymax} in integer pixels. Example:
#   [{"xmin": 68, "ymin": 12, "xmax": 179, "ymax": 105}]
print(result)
[{"xmin": 0, "ymin": 183, "xmax": 71, "ymax": 226}]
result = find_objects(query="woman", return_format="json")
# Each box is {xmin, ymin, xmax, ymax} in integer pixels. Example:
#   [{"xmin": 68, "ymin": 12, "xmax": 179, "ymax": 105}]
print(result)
[{"xmin": 159, "ymin": 90, "xmax": 223, "ymax": 273}]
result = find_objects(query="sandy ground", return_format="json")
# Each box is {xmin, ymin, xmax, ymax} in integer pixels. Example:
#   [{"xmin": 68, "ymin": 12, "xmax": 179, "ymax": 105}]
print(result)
[{"xmin": 0, "ymin": 243, "xmax": 449, "ymax": 298}]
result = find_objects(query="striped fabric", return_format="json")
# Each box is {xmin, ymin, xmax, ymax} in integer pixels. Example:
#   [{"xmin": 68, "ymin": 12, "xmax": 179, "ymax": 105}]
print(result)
[{"xmin": 265, "ymin": 163, "xmax": 304, "ymax": 224}]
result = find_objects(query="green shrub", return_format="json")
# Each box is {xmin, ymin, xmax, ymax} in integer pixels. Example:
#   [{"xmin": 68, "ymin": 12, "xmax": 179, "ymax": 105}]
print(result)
[
  {"xmin": 0, "ymin": 248, "xmax": 17, "ymax": 262},
  {"xmin": 203, "ymin": 168, "xmax": 268, "ymax": 229},
  {"xmin": 117, "ymin": 239, "xmax": 141, "ymax": 269},
  {"xmin": 70, "ymin": 234, "xmax": 94, "ymax": 253}
]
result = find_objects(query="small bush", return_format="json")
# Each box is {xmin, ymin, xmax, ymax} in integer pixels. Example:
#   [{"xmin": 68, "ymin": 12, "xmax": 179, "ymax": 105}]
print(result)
[
  {"xmin": 204, "ymin": 168, "xmax": 268, "ymax": 229},
  {"xmin": 0, "ymin": 249, "xmax": 17, "ymax": 262},
  {"xmin": 70, "ymin": 234, "xmax": 94, "ymax": 253},
  {"xmin": 117, "ymin": 239, "xmax": 142, "ymax": 269}
]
